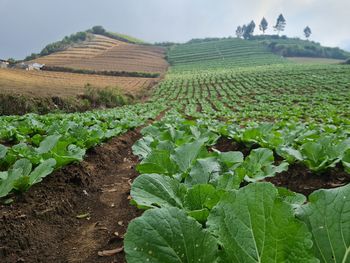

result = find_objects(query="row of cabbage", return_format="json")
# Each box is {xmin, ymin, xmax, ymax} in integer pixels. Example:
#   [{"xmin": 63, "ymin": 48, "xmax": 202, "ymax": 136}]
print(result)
[
  {"xmin": 227, "ymin": 121, "xmax": 350, "ymax": 173},
  {"xmin": 153, "ymin": 64, "xmax": 350, "ymax": 123},
  {"xmin": 0, "ymin": 102, "xmax": 166, "ymax": 198},
  {"xmin": 124, "ymin": 113, "xmax": 350, "ymax": 262}
]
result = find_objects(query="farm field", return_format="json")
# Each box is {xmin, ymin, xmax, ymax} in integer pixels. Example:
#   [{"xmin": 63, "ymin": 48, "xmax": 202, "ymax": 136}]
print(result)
[
  {"xmin": 167, "ymin": 38, "xmax": 288, "ymax": 72},
  {"xmin": 286, "ymin": 56, "xmax": 346, "ymax": 64},
  {"xmin": 0, "ymin": 68, "xmax": 157, "ymax": 97},
  {"xmin": 1, "ymin": 36, "xmax": 350, "ymax": 263},
  {"xmin": 32, "ymin": 34, "xmax": 168, "ymax": 74},
  {"xmin": 154, "ymin": 63, "xmax": 350, "ymax": 121}
]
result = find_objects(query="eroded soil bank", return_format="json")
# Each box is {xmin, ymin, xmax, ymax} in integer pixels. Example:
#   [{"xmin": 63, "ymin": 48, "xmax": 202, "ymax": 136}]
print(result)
[{"xmin": 0, "ymin": 130, "xmax": 142, "ymax": 263}]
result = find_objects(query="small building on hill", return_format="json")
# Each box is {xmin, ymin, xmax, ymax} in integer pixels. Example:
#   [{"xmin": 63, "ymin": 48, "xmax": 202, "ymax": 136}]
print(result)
[
  {"xmin": 25, "ymin": 63, "xmax": 45, "ymax": 71},
  {"xmin": 31, "ymin": 63, "xmax": 45, "ymax": 70},
  {"xmin": 15, "ymin": 62, "xmax": 45, "ymax": 71},
  {"xmin": 0, "ymin": 59, "xmax": 9, "ymax": 69}
]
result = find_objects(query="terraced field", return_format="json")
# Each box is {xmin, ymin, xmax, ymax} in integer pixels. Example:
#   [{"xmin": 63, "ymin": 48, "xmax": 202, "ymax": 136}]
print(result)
[
  {"xmin": 32, "ymin": 34, "xmax": 168, "ymax": 74},
  {"xmin": 286, "ymin": 56, "xmax": 345, "ymax": 64},
  {"xmin": 167, "ymin": 38, "xmax": 287, "ymax": 72},
  {"xmin": 0, "ymin": 68, "xmax": 156, "ymax": 97},
  {"xmin": 33, "ymin": 35, "xmax": 121, "ymax": 63}
]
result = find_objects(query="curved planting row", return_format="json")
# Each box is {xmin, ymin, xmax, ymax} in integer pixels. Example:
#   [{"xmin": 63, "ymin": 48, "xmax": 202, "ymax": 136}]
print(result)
[{"xmin": 152, "ymin": 64, "xmax": 350, "ymax": 122}]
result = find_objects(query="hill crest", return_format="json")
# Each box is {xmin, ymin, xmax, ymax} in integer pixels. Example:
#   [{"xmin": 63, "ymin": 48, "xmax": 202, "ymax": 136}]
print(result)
[{"xmin": 24, "ymin": 26, "xmax": 147, "ymax": 62}]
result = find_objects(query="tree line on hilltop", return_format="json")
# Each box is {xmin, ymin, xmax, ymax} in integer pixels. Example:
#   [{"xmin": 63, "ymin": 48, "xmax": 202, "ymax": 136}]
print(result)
[{"xmin": 236, "ymin": 14, "xmax": 312, "ymax": 40}]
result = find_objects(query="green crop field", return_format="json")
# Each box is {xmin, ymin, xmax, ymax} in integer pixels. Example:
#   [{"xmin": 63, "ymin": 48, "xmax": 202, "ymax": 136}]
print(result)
[
  {"xmin": 167, "ymin": 38, "xmax": 288, "ymax": 72},
  {"xmin": 154, "ymin": 63, "xmax": 350, "ymax": 121},
  {"xmin": 2, "ymin": 37, "xmax": 350, "ymax": 262}
]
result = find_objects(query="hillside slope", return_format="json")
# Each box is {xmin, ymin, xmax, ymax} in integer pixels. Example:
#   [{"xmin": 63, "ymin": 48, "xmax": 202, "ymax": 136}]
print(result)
[
  {"xmin": 153, "ymin": 35, "xmax": 350, "ymax": 122},
  {"xmin": 0, "ymin": 32, "xmax": 167, "ymax": 115},
  {"xmin": 167, "ymin": 38, "xmax": 288, "ymax": 72},
  {"xmin": 32, "ymin": 34, "xmax": 168, "ymax": 74}
]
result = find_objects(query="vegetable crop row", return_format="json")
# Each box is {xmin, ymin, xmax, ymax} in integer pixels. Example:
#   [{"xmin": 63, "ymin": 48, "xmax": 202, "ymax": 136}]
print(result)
[
  {"xmin": 124, "ymin": 114, "xmax": 350, "ymax": 263},
  {"xmin": 0, "ymin": 102, "xmax": 166, "ymax": 198}
]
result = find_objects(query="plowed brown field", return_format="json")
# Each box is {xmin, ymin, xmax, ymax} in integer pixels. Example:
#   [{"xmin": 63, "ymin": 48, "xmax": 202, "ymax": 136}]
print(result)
[{"xmin": 32, "ymin": 34, "xmax": 168, "ymax": 74}]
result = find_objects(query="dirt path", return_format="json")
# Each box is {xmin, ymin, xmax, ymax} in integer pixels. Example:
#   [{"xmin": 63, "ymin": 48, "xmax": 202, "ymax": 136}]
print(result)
[{"xmin": 0, "ymin": 130, "xmax": 142, "ymax": 263}]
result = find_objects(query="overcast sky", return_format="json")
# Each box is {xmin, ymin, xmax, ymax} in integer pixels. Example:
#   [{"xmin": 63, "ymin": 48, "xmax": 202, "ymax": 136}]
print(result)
[{"xmin": 1, "ymin": 0, "xmax": 349, "ymax": 59}]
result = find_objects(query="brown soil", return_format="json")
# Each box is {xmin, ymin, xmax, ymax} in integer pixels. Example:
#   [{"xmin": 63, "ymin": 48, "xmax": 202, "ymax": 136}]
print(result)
[
  {"xmin": 212, "ymin": 136, "xmax": 255, "ymax": 157},
  {"xmin": 212, "ymin": 137, "xmax": 350, "ymax": 196},
  {"xmin": 0, "ymin": 69, "xmax": 156, "ymax": 98},
  {"xmin": 0, "ymin": 130, "xmax": 142, "ymax": 263},
  {"xmin": 267, "ymin": 163, "xmax": 350, "ymax": 196}
]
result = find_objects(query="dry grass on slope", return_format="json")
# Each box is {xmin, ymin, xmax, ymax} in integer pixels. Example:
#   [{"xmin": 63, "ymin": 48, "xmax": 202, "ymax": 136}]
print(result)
[
  {"xmin": 32, "ymin": 34, "xmax": 168, "ymax": 74},
  {"xmin": 0, "ymin": 68, "xmax": 157, "ymax": 98}
]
